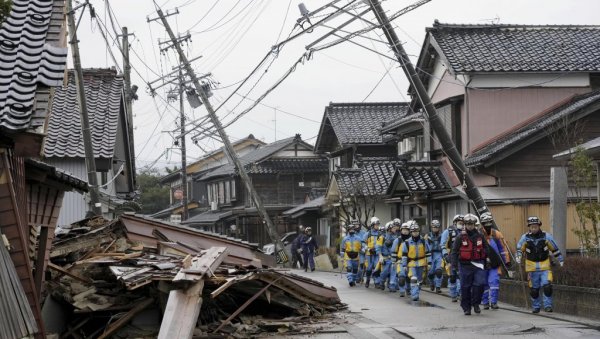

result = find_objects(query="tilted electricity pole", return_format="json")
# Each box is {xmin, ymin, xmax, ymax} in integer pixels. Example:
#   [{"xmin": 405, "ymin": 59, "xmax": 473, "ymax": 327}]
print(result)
[
  {"xmin": 367, "ymin": 0, "xmax": 493, "ymax": 218},
  {"xmin": 153, "ymin": 9, "xmax": 286, "ymax": 258},
  {"xmin": 178, "ymin": 67, "xmax": 189, "ymax": 221},
  {"xmin": 66, "ymin": 0, "xmax": 102, "ymax": 216},
  {"xmin": 121, "ymin": 27, "xmax": 137, "ymax": 188}
]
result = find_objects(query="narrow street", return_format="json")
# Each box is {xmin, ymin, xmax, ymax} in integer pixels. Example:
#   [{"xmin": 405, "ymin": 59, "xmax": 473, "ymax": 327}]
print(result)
[{"xmin": 286, "ymin": 270, "xmax": 600, "ymax": 339}]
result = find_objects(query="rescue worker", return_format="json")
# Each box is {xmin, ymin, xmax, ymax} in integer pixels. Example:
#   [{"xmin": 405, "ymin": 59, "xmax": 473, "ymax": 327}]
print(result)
[
  {"xmin": 425, "ymin": 219, "xmax": 443, "ymax": 293},
  {"xmin": 451, "ymin": 213, "xmax": 489, "ymax": 315},
  {"xmin": 340, "ymin": 222, "xmax": 363, "ymax": 286},
  {"xmin": 441, "ymin": 214, "xmax": 464, "ymax": 302},
  {"xmin": 479, "ymin": 212, "xmax": 511, "ymax": 310},
  {"xmin": 374, "ymin": 221, "xmax": 395, "ymax": 290},
  {"xmin": 390, "ymin": 221, "xmax": 412, "ymax": 296},
  {"xmin": 291, "ymin": 225, "xmax": 305, "ymax": 269},
  {"xmin": 516, "ymin": 216, "xmax": 564, "ymax": 313},
  {"xmin": 401, "ymin": 221, "xmax": 431, "ymax": 301},
  {"xmin": 301, "ymin": 226, "xmax": 318, "ymax": 272},
  {"xmin": 356, "ymin": 220, "xmax": 367, "ymax": 284},
  {"xmin": 363, "ymin": 216, "xmax": 381, "ymax": 288}
]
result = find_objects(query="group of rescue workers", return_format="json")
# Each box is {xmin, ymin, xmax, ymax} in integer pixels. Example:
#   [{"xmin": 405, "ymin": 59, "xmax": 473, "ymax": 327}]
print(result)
[{"xmin": 339, "ymin": 213, "xmax": 564, "ymax": 315}]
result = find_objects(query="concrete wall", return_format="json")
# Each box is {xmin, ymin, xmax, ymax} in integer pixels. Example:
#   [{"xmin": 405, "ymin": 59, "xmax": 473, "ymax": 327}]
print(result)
[{"xmin": 500, "ymin": 279, "xmax": 600, "ymax": 320}]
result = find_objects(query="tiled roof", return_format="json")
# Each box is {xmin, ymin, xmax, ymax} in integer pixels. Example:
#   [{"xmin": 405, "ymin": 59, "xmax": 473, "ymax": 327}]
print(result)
[
  {"xmin": 318, "ymin": 102, "xmax": 409, "ymax": 148},
  {"xmin": 465, "ymin": 90, "xmax": 600, "ymax": 167},
  {"xmin": 197, "ymin": 135, "xmax": 313, "ymax": 180},
  {"xmin": 381, "ymin": 112, "xmax": 425, "ymax": 133},
  {"xmin": 44, "ymin": 69, "xmax": 124, "ymax": 158},
  {"xmin": 25, "ymin": 158, "xmax": 88, "ymax": 192},
  {"xmin": 393, "ymin": 162, "xmax": 451, "ymax": 194},
  {"xmin": 334, "ymin": 157, "xmax": 400, "ymax": 196},
  {"xmin": 429, "ymin": 23, "xmax": 600, "ymax": 73},
  {"xmin": 283, "ymin": 196, "xmax": 325, "ymax": 216},
  {"xmin": 0, "ymin": 0, "xmax": 68, "ymax": 132},
  {"xmin": 247, "ymin": 158, "xmax": 328, "ymax": 174}
]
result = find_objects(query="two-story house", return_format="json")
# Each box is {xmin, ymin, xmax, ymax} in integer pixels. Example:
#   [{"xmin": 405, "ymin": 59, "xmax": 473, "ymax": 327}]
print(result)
[
  {"xmin": 182, "ymin": 134, "xmax": 328, "ymax": 245},
  {"xmin": 404, "ymin": 22, "xmax": 600, "ymax": 248},
  {"xmin": 152, "ymin": 134, "xmax": 265, "ymax": 221},
  {"xmin": 43, "ymin": 68, "xmax": 137, "ymax": 226}
]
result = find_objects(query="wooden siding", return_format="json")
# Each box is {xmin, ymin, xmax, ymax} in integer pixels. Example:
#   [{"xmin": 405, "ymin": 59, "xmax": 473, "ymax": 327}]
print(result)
[
  {"xmin": 489, "ymin": 203, "xmax": 584, "ymax": 252},
  {"xmin": 466, "ymin": 87, "xmax": 590, "ymax": 153},
  {"xmin": 0, "ymin": 150, "xmax": 44, "ymax": 335},
  {"xmin": 485, "ymin": 113, "xmax": 600, "ymax": 187},
  {"xmin": 250, "ymin": 173, "xmax": 326, "ymax": 206}
]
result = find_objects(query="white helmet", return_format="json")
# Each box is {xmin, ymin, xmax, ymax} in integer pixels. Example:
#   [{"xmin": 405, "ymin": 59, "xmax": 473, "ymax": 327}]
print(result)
[
  {"xmin": 408, "ymin": 220, "xmax": 420, "ymax": 232},
  {"xmin": 393, "ymin": 218, "xmax": 402, "ymax": 226},
  {"xmin": 431, "ymin": 219, "xmax": 441, "ymax": 228},
  {"xmin": 480, "ymin": 212, "xmax": 493, "ymax": 224},
  {"xmin": 400, "ymin": 222, "xmax": 410, "ymax": 230},
  {"xmin": 385, "ymin": 221, "xmax": 394, "ymax": 231},
  {"xmin": 370, "ymin": 216, "xmax": 380, "ymax": 226},
  {"xmin": 463, "ymin": 213, "xmax": 478, "ymax": 225},
  {"xmin": 453, "ymin": 214, "xmax": 464, "ymax": 224}
]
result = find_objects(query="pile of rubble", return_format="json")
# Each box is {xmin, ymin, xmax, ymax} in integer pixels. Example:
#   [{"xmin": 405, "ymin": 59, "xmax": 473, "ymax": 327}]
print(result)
[{"xmin": 43, "ymin": 214, "xmax": 344, "ymax": 338}]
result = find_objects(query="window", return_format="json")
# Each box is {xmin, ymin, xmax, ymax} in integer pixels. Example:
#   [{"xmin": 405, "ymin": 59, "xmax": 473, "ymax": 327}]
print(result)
[
  {"xmin": 207, "ymin": 184, "xmax": 213, "ymax": 203},
  {"xmin": 230, "ymin": 180, "xmax": 236, "ymax": 200},
  {"xmin": 218, "ymin": 181, "xmax": 224, "ymax": 204},
  {"xmin": 225, "ymin": 180, "xmax": 230, "ymax": 203},
  {"xmin": 329, "ymin": 157, "xmax": 341, "ymax": 173}
]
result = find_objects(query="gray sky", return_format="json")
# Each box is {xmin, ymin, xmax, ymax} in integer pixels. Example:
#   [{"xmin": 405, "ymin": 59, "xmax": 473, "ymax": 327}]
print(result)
[{"xmin": 74, "ymin": 0, "xmax": 599, "ymax": 171}]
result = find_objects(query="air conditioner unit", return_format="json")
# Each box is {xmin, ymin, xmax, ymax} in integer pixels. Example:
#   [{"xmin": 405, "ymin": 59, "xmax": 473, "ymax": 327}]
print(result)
[{"xmin": 211, "ymin": 201, "xmax": 218, "ymax": 211}]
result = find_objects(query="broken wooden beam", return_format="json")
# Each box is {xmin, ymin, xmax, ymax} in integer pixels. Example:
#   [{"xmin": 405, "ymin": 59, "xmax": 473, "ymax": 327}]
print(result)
[
  {"xmin": 97, "ymin": 298, "xmax": 154, "ymax": 339},
  {"xmin": 158, "ymin": 247, "xmax": 229, "ymax": 339},
  {"xmin": 47, "ymin": 263, "xmax": 92, "ymax": 284}
]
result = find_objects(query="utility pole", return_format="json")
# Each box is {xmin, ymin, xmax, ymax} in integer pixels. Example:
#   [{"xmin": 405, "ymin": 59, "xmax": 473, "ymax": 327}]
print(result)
[
  {"xmin": 154, "ymin": 9, "xmax": 286, "ymax": 257},
  {"xmin": 179, "ymin": 67, "xmax": 189, "ymax": 221},
  {"xmin": 367, "ymin": 0, "xmax": 493, "ymax": 219},
  {"xmin": 67, "ymin": 0, "xmax": 102, "ymax": 216},
  {"xmin": 121, "ymin": 27, "xmax": 137, "ymax": 186}
]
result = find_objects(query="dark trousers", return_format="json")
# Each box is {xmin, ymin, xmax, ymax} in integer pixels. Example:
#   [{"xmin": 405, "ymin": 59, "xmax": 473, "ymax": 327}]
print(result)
[
  {"xmin": 459, "ymin": 264, "xmax": 486, "ymax": 312},
  {"xmin": 303, "ymin": 250, "xmax": 315, "ymax": 270},
  {"xmin": 291, "ymin": 249, "xmax": 304, "ymax": 268}
]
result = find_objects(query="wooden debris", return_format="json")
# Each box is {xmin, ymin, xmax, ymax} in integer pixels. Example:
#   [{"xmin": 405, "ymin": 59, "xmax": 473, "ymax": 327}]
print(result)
[
  {"xmin": 97, "ymin": 298, "xmax": 154, "ymax": 339},
  {"xmin": 47, "ymin": 263, "xmax": 92, "ymax": 284}
]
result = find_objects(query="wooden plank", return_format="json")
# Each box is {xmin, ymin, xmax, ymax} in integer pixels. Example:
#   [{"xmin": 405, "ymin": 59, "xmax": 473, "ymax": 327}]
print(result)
[
  {"xmin": 173, "ymin": 247, "xmax": 228, "ymax": 282},
  {"xmin": 97, "ymin": 298, "xmax": 154, "ymax": 339},
  {"xmin": 158, "ymin": 247, "xmax": 229, "ymax": 339},
  {"xmin": 47, "ymin": 263, "xmax": 92, "ymax": 284}
]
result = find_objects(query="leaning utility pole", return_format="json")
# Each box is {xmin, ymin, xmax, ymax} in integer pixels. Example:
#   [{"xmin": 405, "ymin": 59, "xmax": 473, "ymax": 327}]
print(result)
[
  {"xmin": 179, "ymin": 67, "xmax": 189, "ymax": 221},
  {"xmin": 67, "ymin": 0, "xmax": 102, "ymax": 216},
  {"xmin": 154, "ymin": 9, "xmax": 286, "ymax": 256},
  {"xmin": 121, "ymin": 27, "xmax": 137, "ymax": 182},
  {"xmin": 367, "ymin": 0, "xmax": 492, "ymax": 217}
]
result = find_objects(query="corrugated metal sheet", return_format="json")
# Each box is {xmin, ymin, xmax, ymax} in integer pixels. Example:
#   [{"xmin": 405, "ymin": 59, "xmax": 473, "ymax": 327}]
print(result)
[
  {"xmin": 44, "ymin": 158, "xmax": 87, "ymax": 226},
  {"xmin": 0, "ymin": 236, "xmax": 38, "ymax": 339}
]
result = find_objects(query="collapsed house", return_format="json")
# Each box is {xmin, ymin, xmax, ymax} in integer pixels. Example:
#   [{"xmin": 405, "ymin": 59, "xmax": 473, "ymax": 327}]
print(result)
[{"xmin": 45, "ymin": 214, "xmax": 344, "ymax": 338}]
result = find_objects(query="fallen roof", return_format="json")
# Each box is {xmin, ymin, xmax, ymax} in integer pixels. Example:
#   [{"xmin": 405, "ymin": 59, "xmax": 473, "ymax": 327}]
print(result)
[
  {"xmin": 428, "ymin": 22, "xmax": 600, "ymax": 73},
  {"xmin": 0, "ymin": 0, "xmax": 68, "ymax": 132},
  {"xmin": 465, "ymin": 90, "xmax": 600, "ymax": 167},
  {"xmin": 315, "ymin": 102, "xmax": 409, "ymax": 151},
  {"xmin": 44, "ymin": 69, "xmax": 124, "ymax": 158},
  {"xmin": 25, "ymin": 158, "xmax": 88, "ymax": 192},
  {"xmin": 283, "ymin": 196, "xmax": 326, "ymax": 218}
]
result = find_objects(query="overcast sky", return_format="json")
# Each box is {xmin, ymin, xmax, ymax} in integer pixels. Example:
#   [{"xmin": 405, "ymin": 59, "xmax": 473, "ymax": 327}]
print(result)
[{"xmin": 74, "ymin": 0, "xmax": 599, "ymax": 171}]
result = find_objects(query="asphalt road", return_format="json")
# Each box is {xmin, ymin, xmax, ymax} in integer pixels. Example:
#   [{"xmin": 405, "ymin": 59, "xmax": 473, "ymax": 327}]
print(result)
[{"xmin": 282, "ymin": 270, "xmax": 600, "ymax": 339}]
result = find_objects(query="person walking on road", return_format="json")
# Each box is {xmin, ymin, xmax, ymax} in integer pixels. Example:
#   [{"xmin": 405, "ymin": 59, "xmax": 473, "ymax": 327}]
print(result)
[
  {"xmin": 340, "ymin": 223, "xmax": 363, "ymax": 286},
  {"xmin": 451, "ymin": 213, "xmax": 490, "ymax": 315},
  {"xmin": 374, "ymin": 221, "xmax": 395, "ymax": 290},
  {"xmin": 363, "ymin": 217, "xmax": 381, "ymax": 288},
  {"xmin": 425, "ymin": 219, "xmax": 443, "ymax": 293},
  {"xmin": 301, "ymin": 227, "xmax": 318, "ymax": 272},
  {"xmin": 441, "ymin": 214, "xmax": 464, "ymax": 302},
  {"xmin": 479, "ymin": 212, "xmax": 511, "ymax": 310},
  {"xmin": 390, "ymin": 221, "xmax": 411, "ymax": 295},
  {"xmin": 400, "ymin": 221, "xmax": 431, "ymax": 301},
  {"xmin": 291, "ymin": 225, "xmax": 305, "ymax": 269},
  {"xmin": 516, "ymin": 216, "xmax": 564, "ymax": 313}
]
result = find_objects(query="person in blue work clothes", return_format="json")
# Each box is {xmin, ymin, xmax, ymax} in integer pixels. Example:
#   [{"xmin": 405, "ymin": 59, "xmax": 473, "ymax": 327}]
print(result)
[
  {"xmin": 363, "ymin": 217, "xmax": 381, "ymax": 288},
  {"xmin": 441, "ymin": 214, "xmax": 464, "ymax": 302},
  {"xmin": 340, "ymin": 222, "xmax": 363, "ymax": 286},
  {"xmin": 400, "ymin": 221, "xmax": 431, "ymax": 301},
  {"xmin": 390, "ymin": 221, "xmax": 411, "ymax": 295},
  {"xmin": 425, "ymin": 219, "xmax": 443, "ymax": 293},
  {"xmin": 479, "ymin": 212, "xmax": 511, "ymax": 310},
  {"xmin": 374, "ymin": 221, "xmax": 395, "ymax": 290},
  {"xmin": 301, "ymin": 227, "xmax": 318, "ymax": 272},
  {"xmin": 290, "ymin": 225, "xmax": 305, "ymax": 269},
  {"xmin": 516, "ymin": 216, "xmax": 564, "ymax": 313},
  {"xmin": 451, "ymin": 213, "xmax": 490, "ymax": 315},
  {"xmin": 355, "ymin": 220, "xmax": 367, "ymax": 284}
]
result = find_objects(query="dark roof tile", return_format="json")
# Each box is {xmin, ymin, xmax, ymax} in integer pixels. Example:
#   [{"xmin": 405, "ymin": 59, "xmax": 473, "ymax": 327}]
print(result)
[
  {"xmin": 429, "ymin": 23, "xmax": 600, "ymax": 73},
  {"xmin": 44, "ymin": 69, "xmax": 124, "ymax": 158}
]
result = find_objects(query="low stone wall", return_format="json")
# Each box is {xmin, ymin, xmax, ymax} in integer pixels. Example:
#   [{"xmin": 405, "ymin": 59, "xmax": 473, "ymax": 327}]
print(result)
[{"xmin": 499, "ymin": 279, "xmax": 600, "ymax": 319}]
